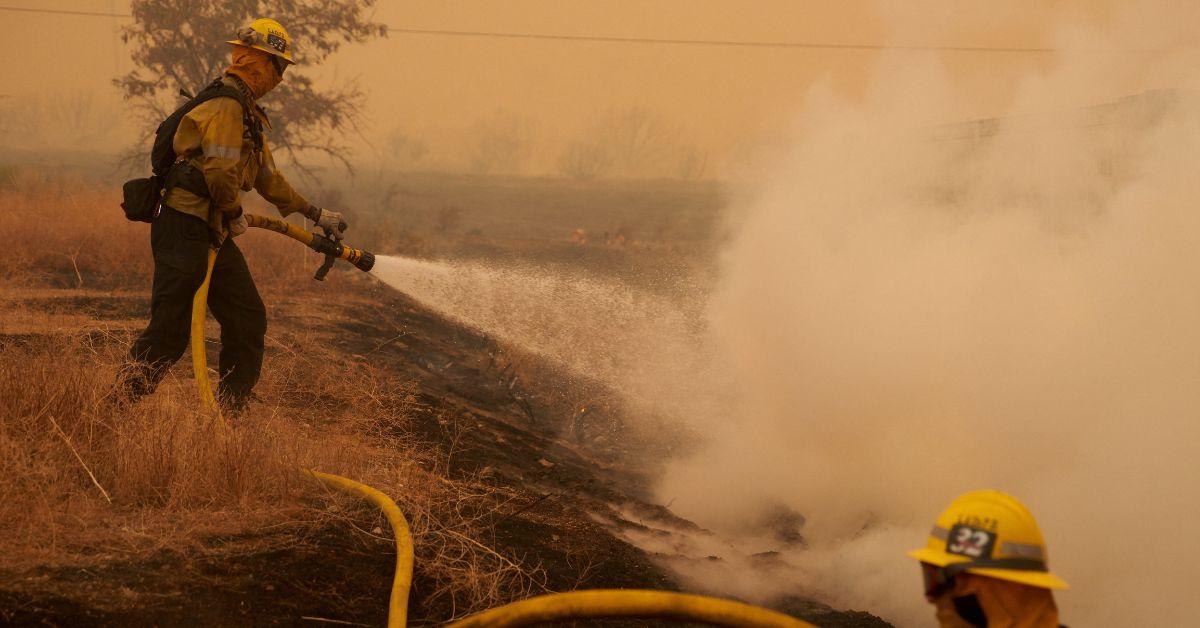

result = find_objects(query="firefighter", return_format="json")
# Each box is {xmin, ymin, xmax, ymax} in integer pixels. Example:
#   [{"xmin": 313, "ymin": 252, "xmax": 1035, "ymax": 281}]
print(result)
[
  {"xmin": 908, "ymin": 490, "xmax": 1068, "ymax": 628},
  {"xmin": 124, "ymin": 18, "xmax": 346, "ymax": 415}
]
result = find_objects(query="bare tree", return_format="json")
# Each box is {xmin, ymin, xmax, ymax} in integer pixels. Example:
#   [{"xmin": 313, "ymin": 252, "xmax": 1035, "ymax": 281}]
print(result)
[
  {"xmin": 382, "ymin": 127, "xmax": 429, "ymax": 170},
  {"xmin": 598, "ymin": 106, "xmax": 679, "ymax": 176},
  {"xmin": 469, "ymin": 109, "xmax": 537, "ymax": 175},
  {"xmin": 116, "ymin": 0, "xmax": 387, "ymax": 177},
  {"xmin": 0, "ymin": 92, "xmax": 119, "ymax": 149},
  {"xmin": 0, "ymin": 96, "xmax": 45, "ymax": 143},
  {"xmin": 675, "ymin": 144, "xmax": 709, "ymax": 181},
  {"xmin": 435, "ymin": 205, "xmax": 463, "ymax": 234},
  {"xmin": 557, "ymin": 140, "xmax": 612, "ymax": 180},
  {"xmin": 53, "ymin": 92, "xmax": 96, "ymax": 139},
  {"xmin": 51, "ymin": 92, "xmax": 121, "ymax": 145}
]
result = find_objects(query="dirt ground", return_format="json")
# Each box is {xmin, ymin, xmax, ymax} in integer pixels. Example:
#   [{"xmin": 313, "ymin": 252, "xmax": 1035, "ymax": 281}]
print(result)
[
  {"xmin": 0, "ymin": 263, "xmax": 888, "ymax": 626},
  {"xmin": 0, "ymin": 168, "xmax": 891, "ymax": 625}
]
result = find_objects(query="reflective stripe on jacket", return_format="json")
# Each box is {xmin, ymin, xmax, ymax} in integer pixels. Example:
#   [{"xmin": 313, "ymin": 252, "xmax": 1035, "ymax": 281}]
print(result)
[{"xmin": 164, "ymin": 76, "xmax": 309, "ymax": 235}]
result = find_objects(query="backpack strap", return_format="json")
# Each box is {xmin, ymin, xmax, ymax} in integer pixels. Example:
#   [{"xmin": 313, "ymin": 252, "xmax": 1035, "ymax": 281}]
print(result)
[
  {"xmin": 216, "ymin": 74, "xmax": 264, "ymax": 152},
  {"xmin": 164, "ymin": 77, "xmax": 264, "ymax": 199}
]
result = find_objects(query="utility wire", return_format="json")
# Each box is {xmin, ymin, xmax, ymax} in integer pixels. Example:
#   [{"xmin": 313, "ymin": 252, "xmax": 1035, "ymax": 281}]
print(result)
[
  {"xmin": 0, "ymin": 4, "xmax": 128, "ymax": 18},
  {"xmin": 0, "ymin": 4, "xmax": 1166, "ymax": 54},
  {"xmin": 388, "ymin": 26, "xmax": 1160, "ymax": 54}
]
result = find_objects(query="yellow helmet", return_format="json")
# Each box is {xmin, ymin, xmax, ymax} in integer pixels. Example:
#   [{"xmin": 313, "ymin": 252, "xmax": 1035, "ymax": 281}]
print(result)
[
  {"xmin": 907, "ymin": 489, "xmax": 1068, "ymax": 590},
  {"xmin": 227, "ymin": 18, "xmax": 295, "ymax": 65}
]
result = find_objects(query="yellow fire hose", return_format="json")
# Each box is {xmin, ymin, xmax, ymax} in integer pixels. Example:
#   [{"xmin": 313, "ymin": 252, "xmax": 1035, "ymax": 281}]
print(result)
[
  {"xmin": 305, "ymin": 470, "xmax": 415, "ymax": 628},
  {"xmin": 186, "ymin": 216, "xmax": 818, "ymax": 627},
  {"xmin": 190, "ymin": 213, "xmax": 375, "ymax": 409},
  {"xmin": 245, "ymin": 213, "xmax": 374, "ymax": 279},
  {"xmin": 445, "ymin": 590, "xmax": 815, "ymax": 627},
  {"xmin": 188, "ymin": 216, "xmax": 412, "ymax": 626},
  {"xmin": 192, "ymin": 248, "xmax": 220, "ymax": 412}
]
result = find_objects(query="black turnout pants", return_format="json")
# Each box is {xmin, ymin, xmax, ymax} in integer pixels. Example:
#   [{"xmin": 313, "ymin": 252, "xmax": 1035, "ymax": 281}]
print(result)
[{"xmin": 126, "ymin": 206, "xmax": 266, "ymax": 411}]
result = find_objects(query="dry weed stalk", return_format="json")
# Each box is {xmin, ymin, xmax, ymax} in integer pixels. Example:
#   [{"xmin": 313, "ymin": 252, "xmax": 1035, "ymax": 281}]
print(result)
[
  {"xmin": 0, "ymin": 174, "xmax": 556, "ymax": 621},
  {"xmin": 47, "ymin": 413, "xmax": 112, "ymax": 503},
  {"xmin": 0, "ymin": 331, "xmax": 545, "ymax": 621}
]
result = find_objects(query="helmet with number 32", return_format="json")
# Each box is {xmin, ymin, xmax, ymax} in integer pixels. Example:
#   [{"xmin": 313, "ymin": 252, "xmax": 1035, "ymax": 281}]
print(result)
[{"xmin": 907, "ymin": 489, "xmax": 1068, "ymax": 590}]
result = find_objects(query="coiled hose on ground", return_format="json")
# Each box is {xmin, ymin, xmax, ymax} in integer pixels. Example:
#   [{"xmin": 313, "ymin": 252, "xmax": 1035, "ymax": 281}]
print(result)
[{"xmin": 187, "ymin": 217, "xmax": 815, "ymax": 627}]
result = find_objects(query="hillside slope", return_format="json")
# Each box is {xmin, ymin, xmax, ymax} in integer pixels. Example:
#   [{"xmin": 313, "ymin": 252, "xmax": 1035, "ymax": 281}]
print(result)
[{"xmin": 0, "ymin": 275, "xmax": 886, "ymax": 626}]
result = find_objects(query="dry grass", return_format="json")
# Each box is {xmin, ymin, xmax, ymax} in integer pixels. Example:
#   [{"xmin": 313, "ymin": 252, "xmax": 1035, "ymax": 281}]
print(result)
[
  {"xmin": 0, "ymin": 172, "xmax": 546, "ymax": 621},
  {"xmin": 0, "ymin": 331, "xmax": 543, "ymax": 620},
  {"xmin": 0, "ymin": 169, "xmax": 320, "ymax": 291}
]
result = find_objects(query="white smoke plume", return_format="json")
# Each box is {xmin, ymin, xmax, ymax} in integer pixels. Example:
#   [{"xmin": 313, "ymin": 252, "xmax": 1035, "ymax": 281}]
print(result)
[
  {"xmin": 656, "ymin": 31, "xmax": 1200, "ymax": 628},
  {"xmin": 371, "ymin": 9, "xmax": 1200, "ymax": 626}
]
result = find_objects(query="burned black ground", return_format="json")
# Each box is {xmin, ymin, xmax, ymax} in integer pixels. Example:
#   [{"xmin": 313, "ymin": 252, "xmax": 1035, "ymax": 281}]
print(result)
[{"xmin": 0, "ymin": 274, "xmax": 888, "ymax": 627}]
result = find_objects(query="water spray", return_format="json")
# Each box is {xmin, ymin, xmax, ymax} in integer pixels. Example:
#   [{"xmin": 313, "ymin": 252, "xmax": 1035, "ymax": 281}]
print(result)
[{"xmin": 185, "ymin": 215, "xmax": 815, "ymax": 627}]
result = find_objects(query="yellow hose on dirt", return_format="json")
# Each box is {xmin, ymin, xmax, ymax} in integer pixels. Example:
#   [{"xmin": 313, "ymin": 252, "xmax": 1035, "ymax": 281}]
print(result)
[
  {"xmin": 190, "ymin": 247, "xmax": 219, "ymax": 413},
  {"xmin": 188, "ymin": 214, "xmax": 376, "ymax": 409},
  {"xmin": 304, "ymin": 470, "xmax": 415, "ymax": 628},
  {"xmin": 186, "ymin": 220, "xmax": 813, "ymax": 628},
  {"xmin": 186, "ymin": 227, "xmax": 410, "ymax": 626},
  {"xmin": 445, "ymin": 590, "xmax": 816, "ymax": 627}
]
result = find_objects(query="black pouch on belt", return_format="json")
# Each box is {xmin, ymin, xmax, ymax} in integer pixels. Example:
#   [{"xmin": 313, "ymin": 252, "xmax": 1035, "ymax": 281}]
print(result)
[
  {"xmin": 164, "ymin": 161, "xmax": 211, "ymax": 199},
  {"xmin": 120, "ymin": 175, "xmax": 164, "ymax": 223}
]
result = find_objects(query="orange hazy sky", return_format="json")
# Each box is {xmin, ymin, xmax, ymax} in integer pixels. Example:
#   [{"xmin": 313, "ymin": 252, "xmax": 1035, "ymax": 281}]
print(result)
[{"xmin": 2, "ymin": 1, "xmax": 1198, "ymax": 167}]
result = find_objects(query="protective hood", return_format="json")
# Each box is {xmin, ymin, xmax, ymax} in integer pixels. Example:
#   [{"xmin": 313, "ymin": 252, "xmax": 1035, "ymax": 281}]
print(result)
[
  {"xmin": 933, "ymin": 573, "xmax": 1061, "ymax": 628},
  {"xmin": 225, "ymin": 45, "xmax": 280, "ymax": 100}
]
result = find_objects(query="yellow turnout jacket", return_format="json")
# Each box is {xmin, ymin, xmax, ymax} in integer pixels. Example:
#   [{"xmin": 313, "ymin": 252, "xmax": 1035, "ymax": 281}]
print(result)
[{"xmin": 164, "ymin": 75, "xmax": 310, "ymax": 236}]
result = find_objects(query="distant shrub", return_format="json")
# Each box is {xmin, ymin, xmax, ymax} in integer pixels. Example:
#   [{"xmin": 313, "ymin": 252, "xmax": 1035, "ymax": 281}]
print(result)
[
  {"xmin": 0, "ymin": 165, "xmax": 17, "ymax": 189},
  {"xmin": 558, "ymin": 141, "xmax": 612, "ymax": 181}
]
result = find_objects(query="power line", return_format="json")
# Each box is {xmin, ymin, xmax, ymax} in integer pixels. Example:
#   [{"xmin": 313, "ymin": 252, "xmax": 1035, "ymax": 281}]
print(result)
[
  {"xmin": 389, "ymin": 26, "xmax": 1131, "ymax": 54},
  {"xmin": 0, "ymin": 4, "xmax": 129, "ymax": 18},
  {"xmin": 0, "ymin": 5, "xmax": 1166, "ymax": 54}
]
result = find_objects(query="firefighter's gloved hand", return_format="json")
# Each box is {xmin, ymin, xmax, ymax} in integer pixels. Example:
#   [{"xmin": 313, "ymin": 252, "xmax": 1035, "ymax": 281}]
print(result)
[
  {"xmin": 315, "ymin": 207, "xmax": 347, "ymax": 241},
  {"xmin": 226, "ymin": 210, "xmax": 248, "ymax": 238}
]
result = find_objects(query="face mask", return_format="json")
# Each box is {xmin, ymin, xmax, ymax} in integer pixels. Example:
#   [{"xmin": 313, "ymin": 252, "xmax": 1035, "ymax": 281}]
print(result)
[
  {"xmin": 934, "ymin": 593, "xmax": 984, "ymax": 628},
  {"xmin": 926, "ymin": 571, "xmax": 1061, "ymax": 628},
  {"xmin": 227, "ymin": 46, "xmax": 282, "ymax": 98},
  {"xmin": 952, "ymin": 595, "xmax": 989, "ymax": 627}
]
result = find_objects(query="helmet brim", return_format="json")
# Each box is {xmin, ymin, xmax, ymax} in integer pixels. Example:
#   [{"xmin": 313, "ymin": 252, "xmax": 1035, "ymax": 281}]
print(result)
[
  {"xmin": 226, "ymin": 40, "xmax": 296, "ymax": 64},
  {"xmin": 907, "ymin": 548, "xmax": 1069, "ymax": 590},
  {"xmin": 967, "ymin": 566, "xmax": 1069, "ymax": 590}
]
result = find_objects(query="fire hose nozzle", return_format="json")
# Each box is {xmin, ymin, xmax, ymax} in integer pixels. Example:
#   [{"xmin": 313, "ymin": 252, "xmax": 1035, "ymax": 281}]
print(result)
[
  {"xmin": 308, "ymin": 232, "xmax": 375, "ymax": 280},
  {"xmin": 354, "ymin": 250, "xmax": 376, "ymax": 273},
  {"xmin": 243, "ymin": 214, "xmax": 376, "ymax": 279}
]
